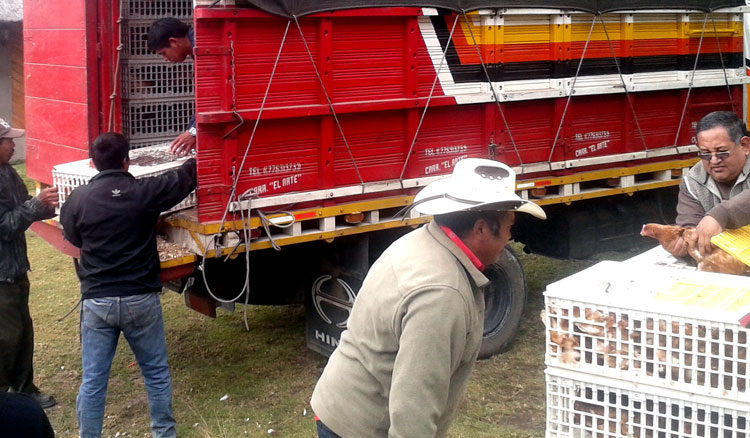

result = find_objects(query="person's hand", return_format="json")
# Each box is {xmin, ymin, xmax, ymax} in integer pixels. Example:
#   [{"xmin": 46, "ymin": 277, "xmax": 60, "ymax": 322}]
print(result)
[
  {"xmin": 695, "ymin": 215, "xmax": 723, "ymax": 256},
  {"xmin": 170, "ymin": 131, "xmax": 196, "ymax": 157},
  {"xmin": 37, "ymin": 186, "xmax": 59, "ymax": 207},
  {"xmin": 663, "ymin": 234, "xmax": 688, "ymax": 258}
]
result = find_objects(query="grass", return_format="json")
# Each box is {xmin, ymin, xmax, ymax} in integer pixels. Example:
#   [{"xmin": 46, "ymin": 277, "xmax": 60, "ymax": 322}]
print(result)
[{"xmin": 14, "ymin": 162, "xmax": 644, "ymax": 437}]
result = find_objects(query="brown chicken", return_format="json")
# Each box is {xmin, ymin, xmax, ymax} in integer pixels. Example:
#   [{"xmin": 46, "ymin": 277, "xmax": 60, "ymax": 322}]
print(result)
[
  {"xmin": 640, "ymin": 223, "xmax": 686, "ymax": 249},
  {"xmin": 641, "ymin": 223, "xmax": 749, "ymax": 275},
  {"xmin": 682, "ymin": 228, "xmax": 748, "ymax": 275}
]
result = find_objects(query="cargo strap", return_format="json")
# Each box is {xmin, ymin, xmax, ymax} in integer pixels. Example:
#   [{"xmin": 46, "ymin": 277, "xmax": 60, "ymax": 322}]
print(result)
[
  {"xmin": 675, "ymin": 13, "xmax": 709, "ymax": 147},
  {"xmin": 599, "ymin": 13, "xmax": 649, "ymax": 152},
  {"xmin": 460, "ymin": 13, "xmax": 524, "ymax": 166},
  {"xmin": 673, "ymin": 13, "xmax": 735, "ymax": 145},
  {"xmin": 547, "ymin": 16, "xmax": 598, "ymax": 163},
  {"xmin": 294, "ymin": 16, "xmax": 365, "ymax": 188},
  {"xmin": 398, "ymin": 13, "xmax": 462, "ymax": 181},
  {"xmin": 198, "ymin": 21, "xmax": 292, "ymax": 316},
  {"xmin": 711, "ymin": 15, "xmax": 738, "ymax": 113}
]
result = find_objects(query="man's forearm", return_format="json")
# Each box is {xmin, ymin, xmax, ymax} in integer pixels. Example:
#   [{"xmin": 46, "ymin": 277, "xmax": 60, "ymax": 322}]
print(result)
[{"xmin": 707, "ymin": 189, "xmax": 750, "ymax": 229}]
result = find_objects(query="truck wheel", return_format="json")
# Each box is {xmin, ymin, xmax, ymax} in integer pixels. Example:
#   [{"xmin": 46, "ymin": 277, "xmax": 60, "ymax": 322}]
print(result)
[{"xmin": 478, "ymin": 246, "xmax": 527, "ymax": 359}]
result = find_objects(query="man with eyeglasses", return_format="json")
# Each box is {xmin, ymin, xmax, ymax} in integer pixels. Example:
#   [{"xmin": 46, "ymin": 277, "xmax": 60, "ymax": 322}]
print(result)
[{"xmin": 667, "ymin": 111, "xmax": 750, "ymax": 257}]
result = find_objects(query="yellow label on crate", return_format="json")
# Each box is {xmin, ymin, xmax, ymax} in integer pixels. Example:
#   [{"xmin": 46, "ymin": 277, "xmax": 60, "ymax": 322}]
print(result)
[
  {"xmin": 655, "ymin": 281, "xmax": 750, "ymax": 312},
  {"xmin": 711, "ymin": 225, "xmax": 750, "ymax": 267}
]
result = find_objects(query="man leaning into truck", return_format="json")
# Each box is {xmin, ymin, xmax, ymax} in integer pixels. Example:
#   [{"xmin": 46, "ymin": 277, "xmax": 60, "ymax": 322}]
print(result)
[
  {"xmin": 148, "ymin": 17, "xmax": 196, "ymax": 157},
  {"xmin": 60, "ymin": 132, "xmax": 196, "ymax": 438},
  {"xmin": 310, "ymin": 158, "xmax": 547, "ymax": 438},
  {"xmin": 664, "ymin": 111, "xmax": 750, "ymax": 258},
  {"xmin": 0, "ymin": 118, "xmax": 58, "ymax": 409}
]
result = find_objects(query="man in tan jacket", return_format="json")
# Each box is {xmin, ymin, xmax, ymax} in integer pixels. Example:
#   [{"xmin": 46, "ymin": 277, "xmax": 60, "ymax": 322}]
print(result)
[{"xmin": 311, "ymin": 158, "xmax": 546, "ymax": 437}]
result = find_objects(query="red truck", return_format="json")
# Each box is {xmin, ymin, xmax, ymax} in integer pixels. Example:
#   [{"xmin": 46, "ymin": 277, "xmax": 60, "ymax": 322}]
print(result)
[{"xmin": 22, "ymin": 0, "xmax": 748, "ymax": 357}]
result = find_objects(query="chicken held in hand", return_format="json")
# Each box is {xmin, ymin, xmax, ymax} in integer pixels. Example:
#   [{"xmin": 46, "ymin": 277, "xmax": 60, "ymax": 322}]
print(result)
[
  {"xmin": 682, "ymin": 228, "xmax": 748, "ymax": 275},
  {"xmin": 642, "ymin": 223, "xmax": 748, "ymax": 275},
  {"xmin": 640, "ymin": 223, "xmax": 689, "ymax": 258}
]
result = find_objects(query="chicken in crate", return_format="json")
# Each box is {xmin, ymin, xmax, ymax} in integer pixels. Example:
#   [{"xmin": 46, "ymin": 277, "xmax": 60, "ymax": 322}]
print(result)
[
  {"xmin": 542, "ymin": 261, "xmax": 750, "ymax": 402},
  {"xmin": 52, "ymin": 143, "xmax": 196, "ymax": 214},
  {"xmin": 546, "ymin": 367, "xmax": 750, "ymax": 438}
]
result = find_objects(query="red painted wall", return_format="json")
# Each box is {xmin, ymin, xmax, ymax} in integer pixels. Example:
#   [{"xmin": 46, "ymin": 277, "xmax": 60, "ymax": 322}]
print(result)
[{"xmin": 23, "ymin": 0, "xmax": 101, "ymax": 185}]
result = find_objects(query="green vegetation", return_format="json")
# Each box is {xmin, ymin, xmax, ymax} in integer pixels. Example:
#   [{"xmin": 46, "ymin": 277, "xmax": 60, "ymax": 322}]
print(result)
[{"xmin": 16, "ymin": 162, "xmax": 641, "ymax": 437}]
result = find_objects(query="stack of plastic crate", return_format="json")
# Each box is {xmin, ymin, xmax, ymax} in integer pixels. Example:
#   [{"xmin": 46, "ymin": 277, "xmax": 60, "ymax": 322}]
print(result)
[
  {"xmin": 543, "ymin": 259, "xmax": 750, "ymax": 437},
  {"xmin": 120, "ymin": 0, "xmax": 194, "ymax": 149}
]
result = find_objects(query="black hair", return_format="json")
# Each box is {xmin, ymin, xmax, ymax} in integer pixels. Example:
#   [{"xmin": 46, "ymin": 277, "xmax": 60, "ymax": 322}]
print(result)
[
  {"xmin": 148, "ymin": 17, "xmax": 190, "ymax": 52},
  {"xmin": 696, "ymin": 111, "xmax": 749, "ymax": 143},
  {"xmin": 89, "ymin": 132, "xmax": 130, "ymax": 171},
  {"xmin": 434, "ymin": 210, "xmax": 510, "ymax": 238}
]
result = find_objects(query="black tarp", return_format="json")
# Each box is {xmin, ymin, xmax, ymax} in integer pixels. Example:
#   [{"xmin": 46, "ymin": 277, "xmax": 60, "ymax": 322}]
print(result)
[{"xmin": 237, "ymin": 0, "xmax": 746, "ymax": 19}]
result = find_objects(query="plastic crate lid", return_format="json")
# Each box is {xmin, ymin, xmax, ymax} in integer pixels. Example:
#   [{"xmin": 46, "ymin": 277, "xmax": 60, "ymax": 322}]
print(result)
[
  {"xmin": 53, "ymin": 143, "xmax": 190, "ymax": 178},
  {"xmin": 621, "ymin": 244, "xmax": 696, "ymax": 271},
  {"xmin": 711, "ymin": 224, "xmax": 750, "ymax": 268},
  {"xmin": 544, "ymin": 260, "xmax": 750, "ymax": 324}
]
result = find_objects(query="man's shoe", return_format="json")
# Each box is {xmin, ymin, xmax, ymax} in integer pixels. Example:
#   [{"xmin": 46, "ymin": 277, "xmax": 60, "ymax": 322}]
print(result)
[{"xmin": 29, "ymin": 391, "xmax": 57, "ymax": 409}]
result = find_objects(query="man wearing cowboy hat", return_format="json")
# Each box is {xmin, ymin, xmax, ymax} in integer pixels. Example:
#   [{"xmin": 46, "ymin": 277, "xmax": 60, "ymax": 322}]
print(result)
[
  {"xmin": 0, "ymin": 117, "xmax": 58, "ymax": 408},
  {"xmin": 311, "ymin": 158, "xmax": 546, "ymax": 438}
]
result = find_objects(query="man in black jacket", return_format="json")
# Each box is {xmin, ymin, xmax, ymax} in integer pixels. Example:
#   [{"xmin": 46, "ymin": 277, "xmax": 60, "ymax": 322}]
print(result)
[
  {"xmin": 60, "ymin": 132, "xmax": 196, "ymax": 438},
  {"xmin": 0, "ymin": 118, "xmax": 58, "ymax": 409}
]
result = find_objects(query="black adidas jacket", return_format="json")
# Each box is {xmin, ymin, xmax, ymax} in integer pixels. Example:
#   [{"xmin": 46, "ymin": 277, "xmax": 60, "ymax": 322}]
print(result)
[{"xmin": 60, "ymin": 159, "xmax": 196, "ymax": 299}]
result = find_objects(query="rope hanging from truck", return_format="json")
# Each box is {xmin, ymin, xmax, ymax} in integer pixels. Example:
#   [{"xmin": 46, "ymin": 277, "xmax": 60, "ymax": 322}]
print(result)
[
  {"xmin": 711, "ymin": 15, "xmax": 739, "ymax": 114},
  {"xmin": 600, "ymin": 13, "xmax": 650, "ymax": 152},
  {"xmin": 675, "ymin": 13, "xmax": 710, "ymax": 147},
  {"xmin": 398, "ymin": 13, "xmax": 462, "ymax": 181},
  {"xmin": 293, "ymin": 15, "xmax": 366, "ymax": 188},
  {"xmin": 107, "ymin": 2, "xmax": 125, "ymax": 131},
  {"xmin": 461, "ymin": 12, "xmax": 525, "ymax": 166},
  {"xmin": 672, "ymin": 12, "xmax": 738, "ymax": 146},
  {"xmin": 548, "ymin": 16, "xmax": 598, "ymax": 163},
  {"xmin": 198, "ymin": 21, "xmax": 292, "ymax": 310}
]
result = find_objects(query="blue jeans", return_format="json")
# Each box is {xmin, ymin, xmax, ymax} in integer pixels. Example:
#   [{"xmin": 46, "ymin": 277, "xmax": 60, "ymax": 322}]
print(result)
[
  {"xmin": 77, "ymin": 293, "xmax": 175, "ymax": 438},
  {"xmin": 316, "ymin": 419, "xmax": 343, "ymax": 438}
]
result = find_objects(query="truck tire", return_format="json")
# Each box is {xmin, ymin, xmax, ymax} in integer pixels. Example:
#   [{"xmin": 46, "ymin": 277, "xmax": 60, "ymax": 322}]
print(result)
[{"xmin": 478, "ymin": 246, "xmax": 527, "ymax": 359}]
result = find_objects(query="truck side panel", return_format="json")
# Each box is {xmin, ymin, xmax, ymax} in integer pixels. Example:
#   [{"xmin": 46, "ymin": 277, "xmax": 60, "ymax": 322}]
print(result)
[{"xmin": 192, "ymin": 8, "xmax": 744, "ymax": 222}]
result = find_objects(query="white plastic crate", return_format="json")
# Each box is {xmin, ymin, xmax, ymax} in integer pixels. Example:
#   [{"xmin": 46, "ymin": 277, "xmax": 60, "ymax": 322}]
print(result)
[
  {"xmin": 546, "ymin": 367, "xmax": 750, "ymax": 438},
  {"xmin": 544, "ymin": 261, "xmax": 750, "ymax": 402},
  {"xmin": 122, "ymin": 61, "xmax": 194, "ymax": 99},
  {"xmin": 52, "ymin": 143, "xmax": 196, "ymax": 213},
  {"xmin": 129, "ymin": 136, "xmax": 177, "ymax": 150},
  {"xmin": 122, "ymin": 98, "xmax": 194, "ymax": 140},
  {"xmin": 623, "ymin": 245, "xmax": 698, "ymax": 272},
  {"xmin": 123, "ymin": 0, "xmax": 193, "ymax": 20}
]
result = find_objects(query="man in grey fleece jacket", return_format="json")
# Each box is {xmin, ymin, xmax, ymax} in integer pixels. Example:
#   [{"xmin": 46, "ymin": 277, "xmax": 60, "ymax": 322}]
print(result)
[
  {"xmin": 311, "ymin": 159, "xmax": 546, "ymax": 438},
  {"xmin": 667, "ymin": 111, "xmax": 750, "ymax": 257}
]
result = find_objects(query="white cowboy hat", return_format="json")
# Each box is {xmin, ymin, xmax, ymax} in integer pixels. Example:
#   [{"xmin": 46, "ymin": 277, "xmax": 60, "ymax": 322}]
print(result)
[{"xmin": 411, "ymin": 158, "xmax": 546, "ymax": 219}]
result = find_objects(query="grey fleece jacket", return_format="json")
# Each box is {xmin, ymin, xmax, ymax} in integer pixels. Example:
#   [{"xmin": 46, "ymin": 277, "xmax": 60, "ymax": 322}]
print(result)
[
  {"xmin": 311, "ymin": 220, "xmax": 488, "ymax": 438},
  {"xmin": 676, "ymin": 157, "xmax": 750, "ymax": 228}
]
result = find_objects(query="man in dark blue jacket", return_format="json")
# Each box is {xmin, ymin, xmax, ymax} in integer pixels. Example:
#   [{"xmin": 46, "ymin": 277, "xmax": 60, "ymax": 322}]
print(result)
[
  {"xmin": 60, "ymin": 132, "xmax": 196, "ymax": 438},
  {"xmin": 0, "ymin": 118, "xmax": 58, "ymax": 409},
  {"xmin": 148, "ymin": 17, "xmax": 196, "ymax": 157}
]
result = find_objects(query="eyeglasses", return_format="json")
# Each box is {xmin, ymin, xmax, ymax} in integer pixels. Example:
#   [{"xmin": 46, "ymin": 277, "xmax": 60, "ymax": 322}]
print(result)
[{"xmin": 697, "ymin": 150, "xmax": 731, "ymax": 161}]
